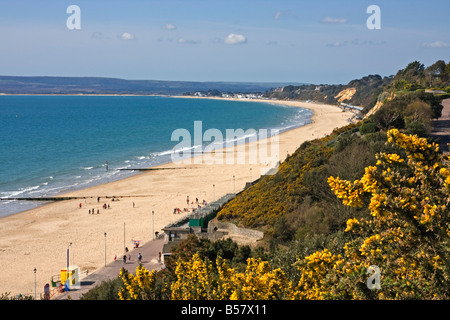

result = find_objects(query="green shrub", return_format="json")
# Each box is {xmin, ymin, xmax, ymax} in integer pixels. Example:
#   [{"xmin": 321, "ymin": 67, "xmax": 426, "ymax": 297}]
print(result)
[
  {"xmin": 80, "ymin": 278, "xmax": 123, "ymax": 300},
  {"xmin": 359, "ymin": 121, "xmax": 377, "ymax": 135}
]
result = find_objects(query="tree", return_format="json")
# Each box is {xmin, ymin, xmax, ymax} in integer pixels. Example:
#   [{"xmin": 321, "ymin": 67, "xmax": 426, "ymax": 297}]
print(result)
[
  {"xmin": 403, "ymin": 99, "xmax": 433, "ymax": 135},
  {"xmin": 372, "ymin": 101, "xmax": 405, "ymax": 130},
  {"xmin": 424, "ymin": 60, "xmax": 446, "ymax": 87},
  {"xmin": 445, "ymin": 62, "xmax": 450, "ymax": 78},
  {"xmin": 398, "ymin": 61, "xmax": 425, "ymax": 82}
]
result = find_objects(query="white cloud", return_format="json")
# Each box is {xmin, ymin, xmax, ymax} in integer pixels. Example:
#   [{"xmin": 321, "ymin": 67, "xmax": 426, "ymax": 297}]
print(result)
[
  {"xmin": 274, "ymin": 11, "xmax": 281, "ymax": 20},
  {"xmin": 177, "ymin": 38, "xmax": 200, "ymax": 45},
  {"xmin": 326, "ymin": 41, "xmax": 347, "ymax": 47},
  {"xmin": 119, "ymin": 32, "xmax": 135, "ymax": 40},
  {"xmin": 224, "ymin": 33, "xmax": 247, "ymax": 45},
  {"xmin": 91, "ymin": 32, "xmax": 105, "ymax": 40},
  {"xmin": 162, "ymin": 23, "xmax": 177, "ymax": 31},
  {"xmin": 321, "ymin": 16, "xmax": 348, "ymax": 24},
  {"xmin": 352, "ymin": 39, "xmax": 386, "ymax": 46},
  {"xmin": 422, "ymin": 41, "xmax": 450, "ymax": 48},
  {"xmin": 325, "ymin": 39, "xmax": 386, "ymax": 48}
]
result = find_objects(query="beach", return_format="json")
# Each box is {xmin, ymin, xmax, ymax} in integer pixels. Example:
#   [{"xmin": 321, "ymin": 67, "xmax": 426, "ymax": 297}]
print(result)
[{"xmin": 0, "ymin": 98, "xmax": 354, "ymax": 297}]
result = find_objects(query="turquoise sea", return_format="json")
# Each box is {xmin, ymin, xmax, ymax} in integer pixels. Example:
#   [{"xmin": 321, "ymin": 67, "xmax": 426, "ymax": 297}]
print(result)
[{"xmin": 0, "ymin": 95, "xmax": 312, "ymax": 217}]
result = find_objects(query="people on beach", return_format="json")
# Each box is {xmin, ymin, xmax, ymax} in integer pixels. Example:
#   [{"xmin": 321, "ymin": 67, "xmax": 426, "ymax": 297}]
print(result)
[
  {"xmin": 173, "ymin": 207, "xmax": 184, "ymax": 214},
  {"xmin": 138, "ymin": 253, "xmax": 142, "ymax": 263},
  {"xmin": 123, "ymin": 255, "xmax": 127, "ymax": 264}
]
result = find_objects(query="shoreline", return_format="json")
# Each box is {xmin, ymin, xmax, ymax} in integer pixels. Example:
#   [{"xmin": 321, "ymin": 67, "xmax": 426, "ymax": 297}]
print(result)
[{"xmin": 0, "ymin": 97, "xmax": 355, "ymax": 296}]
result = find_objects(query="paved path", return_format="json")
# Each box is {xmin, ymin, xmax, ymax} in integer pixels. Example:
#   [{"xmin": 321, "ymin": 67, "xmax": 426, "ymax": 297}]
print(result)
[
  {"xmin": 431, "ymin": 98, "xmax": 450, "ymax": 153},
  {"xmin": 53, "ymin": 237, "xmax": 165, "ymax": 300}
]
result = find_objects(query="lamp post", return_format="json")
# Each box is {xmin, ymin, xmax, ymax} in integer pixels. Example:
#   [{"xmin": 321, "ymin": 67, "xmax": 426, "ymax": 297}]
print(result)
[
  {"xmin": 66, "ymin": 242, "xmax": 72, "ymax": 287},
  {"xmin": 104, "ymin": 232, "xmax": 107, "ymax": 267},
  {"xmin": 233, "ymin": 175, "xmax": 235, "ymax": 194},
  {"xmin": 33, "ymin": 268, "xmax": 37, "ymax": 300},
  {"xmin": 213, "ymin": 184, "xmax": 215, "ymax": 202},
  {"xmin": 152, "ymin": 211, "xmax": 155, "ymax": 240}
]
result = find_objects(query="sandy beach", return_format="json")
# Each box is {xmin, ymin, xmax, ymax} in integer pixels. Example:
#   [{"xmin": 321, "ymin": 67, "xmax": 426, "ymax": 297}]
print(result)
[{"xmin": 0, "ymin": 97, "xmax": 354, "ymax": 297}]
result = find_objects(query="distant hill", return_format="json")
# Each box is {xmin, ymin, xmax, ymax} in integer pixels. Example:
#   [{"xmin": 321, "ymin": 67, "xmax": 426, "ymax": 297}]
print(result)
[
  {"xmin": 264, "ymin": 74, "xmax": 394, "ymax": 112},
  {"xmin": 0, "ymin": 76, "xmax": 304, "ymax": 95},
  {"xmin": 264, "ymin": 60, "xmax": 450, "ymax": 116}
]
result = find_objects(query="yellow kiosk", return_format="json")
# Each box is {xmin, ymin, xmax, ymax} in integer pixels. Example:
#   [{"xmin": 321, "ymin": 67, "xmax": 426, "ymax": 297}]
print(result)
[{"xmin": 60, "ymin": 265, "xmax": 80, "ymax": 289}]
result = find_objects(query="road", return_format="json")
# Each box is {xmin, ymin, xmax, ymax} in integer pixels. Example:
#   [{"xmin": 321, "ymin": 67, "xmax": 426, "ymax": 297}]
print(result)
[{"xmin": 431, "ymin": 98, "xmax": 450, "ymax": 153}]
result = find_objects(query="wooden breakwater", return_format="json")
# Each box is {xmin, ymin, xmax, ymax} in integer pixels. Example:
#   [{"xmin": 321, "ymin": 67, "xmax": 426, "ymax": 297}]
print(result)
[
  {"xmin": 0, "ymin": 196, "xmax": 81, "ymax": 202},
  {"xmin": 118, "ymin": 168, "xmax": 184, "ymax": 171},
  {"xmin": 0, "ymin": 195, "xmax": 153, "ymax": 202},
  {"xmin": 118, "ymin": 166, "xmax": 206, "ymax": 171}
]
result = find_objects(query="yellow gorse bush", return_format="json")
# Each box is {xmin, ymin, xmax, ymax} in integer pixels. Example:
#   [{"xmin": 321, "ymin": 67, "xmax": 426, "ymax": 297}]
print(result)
[
  {"xmin": 120, "ymin": 253, "xmax": 293, "ymax": 300},
  {"xmin": 323, "ymin": 129, "xmax": 450, "ymax": 299},
  {"xmin": 118, "ymin": 265, "xmax": 157, "ymax": 300},
  {"xmin": 290, "ymin": 249, "xmax": 341, "ymax": 300}
]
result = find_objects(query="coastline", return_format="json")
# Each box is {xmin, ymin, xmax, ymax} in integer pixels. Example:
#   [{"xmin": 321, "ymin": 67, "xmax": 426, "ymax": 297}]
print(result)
[{"xmin": 0, "ymin": 97, "xmax": 355, "ymax": 296}]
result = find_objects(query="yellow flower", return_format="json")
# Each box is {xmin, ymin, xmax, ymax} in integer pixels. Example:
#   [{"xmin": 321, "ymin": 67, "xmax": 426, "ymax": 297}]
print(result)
[{"xmin": 345, "ymin": 218, "xmax": 359, "ymax": 232}]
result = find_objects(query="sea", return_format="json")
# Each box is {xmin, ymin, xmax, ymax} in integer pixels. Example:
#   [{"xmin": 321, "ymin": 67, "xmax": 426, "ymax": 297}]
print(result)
[{"xmin": 0, "ymin": 95, "xmax": 313, "ymax": 217}]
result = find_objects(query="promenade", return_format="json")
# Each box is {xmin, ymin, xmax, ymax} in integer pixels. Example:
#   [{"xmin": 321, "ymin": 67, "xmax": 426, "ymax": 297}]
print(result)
[{"xmin": 53, "ymin": 237, "xmax": 165, "ymax": 300}]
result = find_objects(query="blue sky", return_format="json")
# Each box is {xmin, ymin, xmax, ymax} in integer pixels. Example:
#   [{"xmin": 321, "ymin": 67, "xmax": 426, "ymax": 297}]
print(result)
[{"xmin": 0, "ymin": 0, "xmax": 449, "ymax": 84}]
